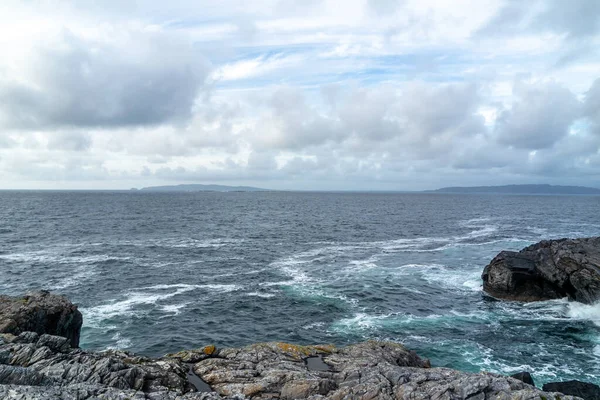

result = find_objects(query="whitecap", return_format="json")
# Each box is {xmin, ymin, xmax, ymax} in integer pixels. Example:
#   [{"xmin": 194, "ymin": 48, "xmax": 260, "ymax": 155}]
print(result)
[
  {"xmin": 246, "ymin": 292, "xmax": 276, "ymax": 298},
  {"xmin": 107, "ymin": 332, "xmax": 132, "ymax": 350},
  {"xmin": 161, "ymin": 303, "xmax": 189, "ymax": 315},
  {"xmin": 303, "ymin": 321, "xmax": 326, "ymax": 330},
  {"xmin": 82, "ymin": 283, "xmax": 241, "ymax": 327},
  {"xmin": 346, "ymin": 257, "xmax": 378, "ymax": 271},
  {"xmin": 50, "ymin": 265, "xmax": 98, "ymax": 290},
  {"xmin": 567, "ymin": 301, "xmax": 600, "ymax": 327}
]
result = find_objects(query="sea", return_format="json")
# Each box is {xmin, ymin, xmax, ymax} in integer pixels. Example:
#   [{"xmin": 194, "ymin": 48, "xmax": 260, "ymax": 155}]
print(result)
[{"xmin": 1, "ymin": 191, "xmax": 599, "ymax": 385}]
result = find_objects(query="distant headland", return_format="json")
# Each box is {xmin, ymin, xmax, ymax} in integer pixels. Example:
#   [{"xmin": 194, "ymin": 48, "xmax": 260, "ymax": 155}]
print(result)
[
  {"xmin": 134, "ymin": 184, "xmax": 270, "ymax": 192},
  {"xmin": 425, "ymin": 184, "xmax": 600, "ymax": 195}
]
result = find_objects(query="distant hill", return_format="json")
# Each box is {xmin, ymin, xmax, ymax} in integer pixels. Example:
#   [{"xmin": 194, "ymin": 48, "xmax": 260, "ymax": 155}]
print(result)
[
  {"xmin": 137, "ymin": 184, "xmax": 270, "ymax": 192},
  {"xmin": 426, "ymin": 184, "xmax": 600, "ymax": 195}
]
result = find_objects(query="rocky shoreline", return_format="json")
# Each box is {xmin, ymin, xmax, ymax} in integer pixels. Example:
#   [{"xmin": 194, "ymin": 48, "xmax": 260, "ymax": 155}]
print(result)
[
  {"xmin": 0, "ymin": 291, "xmax": 591, "ymax": 400},
  {"xmin": 1, "ymin": 237, "xmax": 600, "ymax": 399}
]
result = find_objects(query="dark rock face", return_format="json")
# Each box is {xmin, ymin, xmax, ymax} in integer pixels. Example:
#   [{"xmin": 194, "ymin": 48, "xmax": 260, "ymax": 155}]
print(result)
[
  {"xmin": 482, "ymin": 237, "xmax": 600, "ymax": 303},
  {"xmin": 511, "ymin": 372, "xmax": 535, "ymax": 385},
  {"xmin": 0, "ymin": 291, "xmax": 83, "ymax": 347},
  {"xmin": 543, "ymin": 381, "xmax": 600, "ymax": 400}
]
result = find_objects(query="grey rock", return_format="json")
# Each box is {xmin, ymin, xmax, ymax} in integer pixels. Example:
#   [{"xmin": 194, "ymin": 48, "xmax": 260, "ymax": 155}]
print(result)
[
  {"xmin": 191, "ymin": 341, "xmax": 579, "ymax": 400},
  {"xmin": 0, "ymin": 291, "xmax": 590, "ymax": 399},
  {"xmin": 482, "ymin": 237, "xmax": 600, "ymax": 303},
  {"xmin": 0, "ymin": 335, "xmax": 584, "ymax": 399},
  {"xmin": 0, "ymin": 291, "xmax": 83, "ymax": 347}
]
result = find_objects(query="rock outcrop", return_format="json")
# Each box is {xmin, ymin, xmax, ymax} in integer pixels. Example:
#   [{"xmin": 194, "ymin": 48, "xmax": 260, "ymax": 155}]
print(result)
[
  {"xmin": 511, "ymin": 372, "xmax": 535, "ymax": 386},
  {"xmin": 0, "ymin": 291, "xmax": 83, "ymax": 347},
  {"xmin": 0, "ymin": 333, "xmax": 583, "ymax": 400},
  {"xmin": 482, "ymin": 237, "xmax": 600, "ymax": 303},
  {"xmin": 543, "ymin": 381, "xmax": 600, "ymax": 400},
  {"xmin": 0, "ymin": 291, "xmax": 588, "ymax": 399}
]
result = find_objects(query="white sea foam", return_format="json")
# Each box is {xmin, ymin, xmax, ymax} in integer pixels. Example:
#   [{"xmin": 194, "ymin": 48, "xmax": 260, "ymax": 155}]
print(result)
[
  {"xmin": 83, "ymin": 283, "xmax": 241, "ymax": 326},
  {"xmin": 567, "ymin": 301, "xmax": 600, "ymax": 327},
  {"xmin": 332, "ymin": 312, "xmax": 395, "ymax": 331},
  {"xmin": 107, "ymin": 332, "xmax": 132, "ymax": 350},
  {"xmin": 161, "ymin": 303, "xmax": 189, "ymax": 315},
  {"xmin": 50, "ymin": 266, "xmax": 98, "ymax": 290},
  {"xmin": 246, "ymin": 292, "xmax": 276, "ymax": 298},
  {"xmin": 303, "ymin": 321, "xmax": 325, "ymax": 330},
  {"xmin": 346, "ymin": 257, "xmax": 378, "ymax": 271},
  {"xmin": 0, "ymin": 251, "xmax": 129, "ymax": 264}
]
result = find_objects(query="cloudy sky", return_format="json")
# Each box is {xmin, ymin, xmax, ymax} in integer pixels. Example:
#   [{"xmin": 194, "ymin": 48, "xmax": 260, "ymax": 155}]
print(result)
[{"xmin": 1, "ymin": 0, "xmax": 599, "ymax": 190}]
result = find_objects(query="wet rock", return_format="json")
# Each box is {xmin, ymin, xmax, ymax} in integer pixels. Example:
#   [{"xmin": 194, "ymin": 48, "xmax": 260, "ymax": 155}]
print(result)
[
  {"xmin": 0, "ymin": 335, "xmax": 583, "ymax": 399},
  {"xmin": 0, "ymin": 291, "xmax": 588, "ymax": 399},
  {"xmin": 543, "ymin": 381, "xmax": 600, "ymax": 400},
  {"xmin": 511, "ymin": 371, "xmax": 535, "ymax": 386},
  {"xmin": 191, "ymin": 341, "xmax": 580, "ymax": 400},
  {"xmin": 304, "ymin": 355, "xmax": 332, "ymax": 371},
  {"xmin": 0, "ymin": 332, "xmax": 221, "ymax": 399},
  {"xmin": 482, "ymin": 237, "xmax": 600, "ymax": 303},
  {"xmin": 0, "ymin": 291, "xmax": 83, "ymax": 347}
]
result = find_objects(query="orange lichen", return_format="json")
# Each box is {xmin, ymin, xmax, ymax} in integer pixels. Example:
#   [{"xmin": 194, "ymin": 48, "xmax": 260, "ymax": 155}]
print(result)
[
  {"xmin": 276, "ymin": 343, "xmax": 312, "ymax": 356},
  {"xmin": 314, "ymin": 344, "xmax": 336, "ymax": 354},
  {"xmin": 203, "ymin": 345, "xmax": 216, "ymax": 355}
]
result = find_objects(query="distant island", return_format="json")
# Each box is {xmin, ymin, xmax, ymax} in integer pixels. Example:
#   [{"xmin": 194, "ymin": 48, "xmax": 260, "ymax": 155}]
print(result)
[
  {"xmin": 426, "ymin": 184, "xmax": 600, "ymax": 195},
  {"xmin": 135, "ymin": 184, "xmax": 270, "ymax": 192}
]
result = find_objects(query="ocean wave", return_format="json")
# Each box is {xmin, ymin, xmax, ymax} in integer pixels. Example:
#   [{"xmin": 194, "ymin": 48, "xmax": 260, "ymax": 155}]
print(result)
[
  {"xmin": 106, "ymin": 332, "xmax": 132, "ymax": 350},
  {"xmin": 246, "ymin": 292, "xmax": 276, "ymax": 298},
  {"xmin": 567, "ymin": 301, "xmax": 600, "ymax": 327},
  {"xmin": 390, "ymin": 263, "xmax": 483, "ymax": 292},
  {"xmin": 346, "ymin": 257, "xmax": 379, "ymax": 272},
  {"xmin": 82, "ymin": 283, "xmax": 241, "ymax": 326},
  {"xmin": 50, "ymin": 266, "xmax": 98, "ymax": 290},
  {"xmin": 0, "ymin": 251, "xmax": 130, "ymax": 264},
  {"xmin": 161, "ymin": 303, "xmax": 189, "ymax": 315}
]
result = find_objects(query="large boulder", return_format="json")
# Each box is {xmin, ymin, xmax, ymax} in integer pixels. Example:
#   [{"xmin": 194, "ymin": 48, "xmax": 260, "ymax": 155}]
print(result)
[
  {"xmin": 0, "ymin": 291, "xmax": 83, "ymax": 347},
  {"xmin": 482, "ymin": 237, "xmax": 600, "ymax": 303},
  {"xmin": 543, "ymin": 381, "xmax": 600, "ymax": 400}
]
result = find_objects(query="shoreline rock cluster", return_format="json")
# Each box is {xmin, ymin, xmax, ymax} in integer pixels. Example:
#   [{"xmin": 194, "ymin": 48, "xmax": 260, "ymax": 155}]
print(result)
[
  {"xmin": 0, "ymin": 291, "xmax": 590, "ymax": 399},
  {"xmin": 2, "ymin": 235, "xmax": 600, "ymax": 399}
]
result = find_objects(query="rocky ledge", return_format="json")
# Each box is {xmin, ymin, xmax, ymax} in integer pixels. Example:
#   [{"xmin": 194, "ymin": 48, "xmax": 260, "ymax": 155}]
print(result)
[
  {"xmin": 0, "ymin": 290, "xmax": 82, "ymax": 347},
  {"xmin": 482, "ymin": 237, "xmax": 600, "ymax": 303},
  {"xmin": 0, "ymin": 291, "xmax": 591, "ymax": 400}
]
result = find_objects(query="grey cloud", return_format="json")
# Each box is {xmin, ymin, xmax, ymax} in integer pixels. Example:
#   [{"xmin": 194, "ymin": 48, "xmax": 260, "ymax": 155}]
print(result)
[
  {"xmin": 477, "ymin": 0, "xmax": 600, "ymax": 66},
  {"xmin": 396, "ymin": 83, "xmax": 484, "ymax": 144},
  {"xmin": 46, "ymin": 132, "xmax": 92, "ymax": 151},
  {"xmin": 495, "ymin": 80, "xmax": 581, "ymax": 150},
  {"xmin": 584, "ymin": 78, "xmax": 600, "ymax": 130},
  {"xmin": 0, "ymin": 29, "xmax": 209, "ymax": 130},
  {"xmin": 367, "ymin": 0, "xmax": 403, "ymax": 16},
  {"xmin": 253, "ymin": 82, "xmax": 484, "ymax": 158},
  {"xmin": 479, "ymin": 0, "xmax": 600, "ymax": 39}
]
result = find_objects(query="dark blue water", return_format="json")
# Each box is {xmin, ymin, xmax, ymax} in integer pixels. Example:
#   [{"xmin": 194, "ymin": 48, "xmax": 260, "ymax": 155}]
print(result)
[{"xmin": 1, "ymin": 191, "xmax": 599, "ymax": 385}]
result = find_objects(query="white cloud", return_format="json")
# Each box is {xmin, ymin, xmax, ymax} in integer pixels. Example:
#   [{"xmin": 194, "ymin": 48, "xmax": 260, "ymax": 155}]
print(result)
[{"xmin": 0, "ymin": 0, "xmax": 599, "ymax": 189}]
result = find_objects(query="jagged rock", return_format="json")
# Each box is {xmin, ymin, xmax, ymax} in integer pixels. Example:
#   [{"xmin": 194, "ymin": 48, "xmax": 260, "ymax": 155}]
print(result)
[
  {"xmin": 192, "ymin": 341, "xmax": 579, "ymax": 400},
  {"xmin": 543, "ymin": 381, "xmax": 600, "ymax": 400},
  {"xmin": 0, "ymin": 291, "xmax": 83, "ymax": 347},
  {"xmin": 511, "ymin": 372, "xmax": 535, "ymax": 386},
  {"xmin": 0, "ymin": 291, "xmax": 590, "ymax": 399},
  {"xmin": 482, "ymin": 237, "xmax": 600, "ymax": 303},
  {"xmin": 0, "ymin": 333, "xmax": 584, "ymax": 400}
]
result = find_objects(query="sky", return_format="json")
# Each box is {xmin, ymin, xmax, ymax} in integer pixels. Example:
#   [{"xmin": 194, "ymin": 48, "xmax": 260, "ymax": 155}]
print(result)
[{"xmin": 0, "ymin": 0, "xmax": 599, "ymax": 190}]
